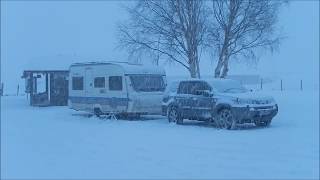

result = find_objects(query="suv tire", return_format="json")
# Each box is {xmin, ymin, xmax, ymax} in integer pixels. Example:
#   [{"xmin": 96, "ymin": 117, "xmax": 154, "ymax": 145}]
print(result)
[
  {"xmin": 168, "ymin": 107, "xmax": 183, "ymax": 124},
  {"xmin": 217, "ymin": 108, "xmax": 235, "ymax": 129}
]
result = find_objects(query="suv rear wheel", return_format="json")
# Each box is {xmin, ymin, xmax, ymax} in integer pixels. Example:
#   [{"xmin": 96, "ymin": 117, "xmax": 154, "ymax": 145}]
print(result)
[
  {"xmin": 168, "ymin": 107, "xmax": 183, "ymax": 124},
  {"xmin": 216, "ymin": 108, "xmax": 235, "ymax": 129}
]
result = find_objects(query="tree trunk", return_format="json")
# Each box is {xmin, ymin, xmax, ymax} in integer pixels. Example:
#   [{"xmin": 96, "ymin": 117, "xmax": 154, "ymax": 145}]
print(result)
[
  {"xmin": 220, "ymin": 56, "xmax": 229, "ymax": 78},
  {"xmin": 196, "ymin": 59, "xmax": 200, "ymax": 78},
  {"xmin": 188, "ymin": 48, "xmax": 200, "ymax": 78},
  {"xmin": 214, "ymin": 54, "xmax": 224, "ymax": 78},
  {"xmin": 189, "ymin": 62, "xmax": 197, "ymax": 78},
  {"xmin": 215, "ymin": 34, "xmax": 229, "ymax": 78},
  {"xmin": 195, "ymin": 50, "xmax": 200, "ymax": 78}
]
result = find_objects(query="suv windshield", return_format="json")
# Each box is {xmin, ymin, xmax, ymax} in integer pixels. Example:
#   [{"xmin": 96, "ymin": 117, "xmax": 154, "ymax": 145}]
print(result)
[
  {"xmin": 210, "ymin": 80, "xmax": 248, "ymax": 93},
  {"xmin": 130, "ymin": 75, "xmax": 166, "ymax": 92}
]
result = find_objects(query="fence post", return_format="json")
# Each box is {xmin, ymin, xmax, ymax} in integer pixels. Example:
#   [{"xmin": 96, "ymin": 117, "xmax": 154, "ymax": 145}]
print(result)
[
  {"xmin": 0, "ymin": 83, "xmax": 3, "ymax": 96},
  {"xmin": 260, "ymin": 79, "xmax": 263, "ymax": 90},
  {"xmin": 280, "ymin": 80, "xmax": 283, "ymax": 91},
  {"xmin": 300, "ymin": 80, "xmax": 303, "ymax": 91},
  {"xmin": 17, "ymin": 84, "xmax": 19, "ymax": 96}
]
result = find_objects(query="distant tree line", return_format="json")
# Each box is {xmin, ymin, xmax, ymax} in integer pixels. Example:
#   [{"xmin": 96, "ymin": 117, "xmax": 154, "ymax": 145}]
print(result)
[{"xmin": 118, "ymin": 0, "xmax": 285, "ymax": 78}]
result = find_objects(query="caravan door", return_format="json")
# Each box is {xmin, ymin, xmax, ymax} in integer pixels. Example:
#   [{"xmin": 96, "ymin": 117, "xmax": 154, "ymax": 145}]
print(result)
[
  {"xmin": 85, "ymin": 68, "xmax": 93, "ymax": 95},
  {"xmin": 84, "ymin": 68, "xmax": 93, "ymax": 111}
]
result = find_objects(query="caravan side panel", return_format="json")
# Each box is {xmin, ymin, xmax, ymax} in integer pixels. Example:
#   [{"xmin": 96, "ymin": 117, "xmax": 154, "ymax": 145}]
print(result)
[{"xmin": 69, "ymin": 64, "xmax": 129, "ymax": 114}]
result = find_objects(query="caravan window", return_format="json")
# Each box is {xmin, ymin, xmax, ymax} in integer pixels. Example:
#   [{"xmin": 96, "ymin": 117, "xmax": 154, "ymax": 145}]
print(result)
[
  {"xmin": 109, "ymin": 76, "xmax": 122, "ymax": 91},
  {"xmin": 94, "ymin": 77, "xmax": 105, "ymax": 88},
  {"xmin": 129, "ymin": 75, "xmax": 165, "ymax": 92},
  {"xmin": 72, "ymin": 77, "xmax": 83, "ymax": 90}
]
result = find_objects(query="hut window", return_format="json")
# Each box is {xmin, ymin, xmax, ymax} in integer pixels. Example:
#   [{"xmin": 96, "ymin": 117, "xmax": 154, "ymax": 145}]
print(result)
[
  {"xmin": 94, "ymin": 77, "xmax": 105, "ymax": 88},
  {"xmin": 72, "ymin": 77, "xmax": 84, "ymax": 90},
  {"xmin": 109, "ymin": 76, "xmax": 122, "ymax": 91}
]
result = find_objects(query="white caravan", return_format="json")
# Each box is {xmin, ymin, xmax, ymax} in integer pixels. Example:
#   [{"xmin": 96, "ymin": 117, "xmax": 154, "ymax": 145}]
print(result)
[{"xmin": 68, "ymin": 61, "xmax": 166, "ymax": 116}]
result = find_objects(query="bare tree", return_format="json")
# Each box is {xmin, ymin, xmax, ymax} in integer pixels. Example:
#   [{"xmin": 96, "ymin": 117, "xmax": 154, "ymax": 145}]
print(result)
[
  {"xmin": 118, "ymin": 0, "xmax": 208, "ymax": 78},
  {"xmin": 209, "ymin": 0, "xmax": 284, "ymax": 78}
]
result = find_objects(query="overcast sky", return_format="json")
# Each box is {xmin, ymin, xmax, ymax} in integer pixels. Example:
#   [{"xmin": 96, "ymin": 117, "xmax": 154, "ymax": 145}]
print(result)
[{"xmin": 1, "ymin": 1, "xmax": 319, "ymax": 93}]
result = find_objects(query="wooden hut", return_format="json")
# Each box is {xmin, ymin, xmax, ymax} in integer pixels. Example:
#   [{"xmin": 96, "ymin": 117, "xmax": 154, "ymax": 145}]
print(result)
[{"xmin": 22, "ymin": 70, "xmax": 69, "ymax": 106}]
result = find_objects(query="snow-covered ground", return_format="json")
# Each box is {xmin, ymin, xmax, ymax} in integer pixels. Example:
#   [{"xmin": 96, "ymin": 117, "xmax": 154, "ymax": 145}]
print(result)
[{"xmin": 1, "ymin": 90, "xmax": 319, "ymax": 179}]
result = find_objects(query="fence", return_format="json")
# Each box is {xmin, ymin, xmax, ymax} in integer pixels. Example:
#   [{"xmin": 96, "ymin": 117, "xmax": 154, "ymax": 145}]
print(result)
[
  {"xmin": 168, "ymin": 75, "xmax": 319, "ymax": 92},
  {"xmin": 246, "ymin": 78, "xmax": 319, "ymax": 91}
]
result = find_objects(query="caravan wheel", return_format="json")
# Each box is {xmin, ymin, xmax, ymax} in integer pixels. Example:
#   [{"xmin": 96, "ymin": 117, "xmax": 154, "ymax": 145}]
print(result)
[{"xmin": 94, "ymin": 108, "xmax": 103, "ymax": 117}]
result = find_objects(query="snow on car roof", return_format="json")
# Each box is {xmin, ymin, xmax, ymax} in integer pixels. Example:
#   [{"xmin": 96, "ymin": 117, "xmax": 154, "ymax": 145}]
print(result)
[
  {"xmin": 205, "ymin": 78, "xmax": 240, "ymax": 84},
  {"xmin": 169, "ymin": 78, "xmax": 239, "ymax": 84},
  {"xmin": 70, "ymin": 61, "xmax": 166, "ymax": 75},
  {"xmin": 166, "ymin": 78, "xmax": 244, "ymax": 94}
]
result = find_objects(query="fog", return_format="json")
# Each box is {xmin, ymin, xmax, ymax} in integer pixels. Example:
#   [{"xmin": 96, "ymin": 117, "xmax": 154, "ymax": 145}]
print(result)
[{"xmin": 1, "ymin": 1, "xmax": 319, "ymax": 93}]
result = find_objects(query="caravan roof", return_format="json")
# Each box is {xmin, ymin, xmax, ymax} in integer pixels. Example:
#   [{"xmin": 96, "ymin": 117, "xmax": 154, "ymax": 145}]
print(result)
[{"xmin": 70, "ymin": 61, "xmax": 165, "ymax": 75}]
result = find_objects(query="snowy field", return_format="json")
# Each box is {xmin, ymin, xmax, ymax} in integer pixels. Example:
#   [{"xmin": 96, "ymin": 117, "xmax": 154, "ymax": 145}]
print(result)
[{"xmin": 1, "ymin": 90, "xmax": 319, "ymax": 179}]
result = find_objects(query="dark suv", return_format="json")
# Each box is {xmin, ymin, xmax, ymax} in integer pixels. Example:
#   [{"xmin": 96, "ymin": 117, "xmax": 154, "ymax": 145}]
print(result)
[{"xmin": 162, "ymin": 79, "xmax": 278, "ymax": 129}]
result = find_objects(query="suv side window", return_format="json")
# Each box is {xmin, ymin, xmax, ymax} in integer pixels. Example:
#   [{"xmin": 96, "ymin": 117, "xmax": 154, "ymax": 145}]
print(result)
[
  {"xmin": 178, "ymin": 82, "xmax": 192, "ymax": 94},
  {"xmin": 190, "ymin": 81, "xmax": 211, "ymax": 95},
  {"xmin": 178, "ymin": 81, "xmax": 211, "ymax": 95}
]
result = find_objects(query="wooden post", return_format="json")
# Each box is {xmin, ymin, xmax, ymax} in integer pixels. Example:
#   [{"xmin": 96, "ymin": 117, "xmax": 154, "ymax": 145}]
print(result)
[
  {"xmin": 46, "ymin": 73, "xmax": 49, "ymax": 94},
  {"xmin": 260, "ymin": 79, "xmax": 263, "ymax": 90},
  {"xmin": 280, "ymin": 79, "xmax": 283, "ymax": 91},
  {"xmin": 30, "ymin": 73, "xmax": 33, "ymax": 105},
  {"xmin": 33, "ymin": 77, "xmax": 37, "ymax": 94},
  {"xmin": 48, "ymin": 73, "xmax": 52, "ymax": 103},
  {"xmin": 300, "ymin": 80, "xmax": 303, "ymax": 91}
]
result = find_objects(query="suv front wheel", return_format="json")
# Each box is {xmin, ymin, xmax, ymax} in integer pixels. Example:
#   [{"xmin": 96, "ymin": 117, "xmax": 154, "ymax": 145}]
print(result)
[
  {"xmin": 216, "ymin": 108, "xmax": 235, "ymax": 129},
  {"xmin": 168, "ymin": 107, "xmax": 183, "ymax": 124}
]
